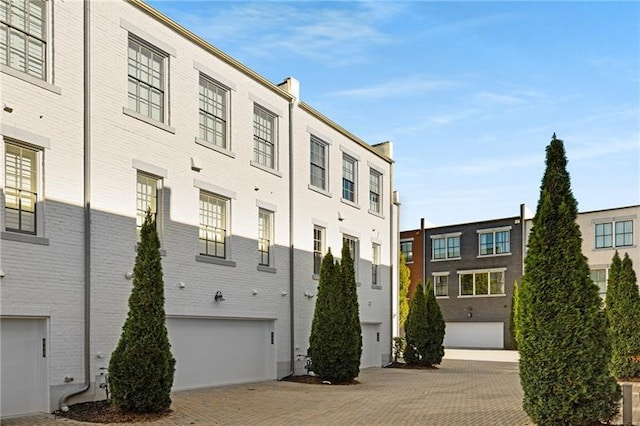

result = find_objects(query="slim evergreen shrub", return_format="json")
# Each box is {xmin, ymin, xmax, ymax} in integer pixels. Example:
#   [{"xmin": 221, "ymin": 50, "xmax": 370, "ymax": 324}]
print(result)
[
  {"xmin": 517, "ymin": 135, "xmax": 619, "ymax": 425},
  {"xmin": 339, "ymin": 241, "xmax": 362, "ymax": 380},
  {"xmin": 109, "ymin": 210, "xmax": 175, "ymax": 413},
  {"xmin": 404, "ymin": 281, "xmax": 445, "ymax": 367},
  {"xmin": 399, "ymin": 253, "xmax": 410, "ymax": 331}
]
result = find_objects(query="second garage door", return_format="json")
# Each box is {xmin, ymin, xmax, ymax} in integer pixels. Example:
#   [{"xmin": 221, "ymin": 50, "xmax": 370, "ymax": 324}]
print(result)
[
  {"xmin": 444, "ymin": 322, "xmax": 504, "ymax": 349},
  {"xmin": 167, "ymin": 318, "xmax": 275, "ymax": 390}
]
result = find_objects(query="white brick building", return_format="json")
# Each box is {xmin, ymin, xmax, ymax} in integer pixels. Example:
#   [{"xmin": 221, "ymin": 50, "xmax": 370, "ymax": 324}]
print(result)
[{"xmin": 0, "ymin": 0, "xmax": 399, "ymax": 417}]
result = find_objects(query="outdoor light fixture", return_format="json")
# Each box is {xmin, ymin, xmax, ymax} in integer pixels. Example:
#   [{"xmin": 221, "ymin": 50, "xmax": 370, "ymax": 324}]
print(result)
[
  {"xmin": 125, "ymin": 272, "xmax": 134, "ymax": 279},
  {"xmin": 3, "ymin": 104, "xmax": 13, "ymax": 113},
  {"xmin": 214, "ymin": 291, "xmax": 225, "ymax": 302},
  {"xmin": 465, "ymin": 306, "xmax": 473, "ymax": 318}
]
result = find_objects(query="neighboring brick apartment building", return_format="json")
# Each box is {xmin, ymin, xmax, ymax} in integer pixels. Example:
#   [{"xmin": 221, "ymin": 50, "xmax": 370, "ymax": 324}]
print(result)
[
  {"xmin": 0, "ymin": 0, "xmax": 399, "ymax": 418},
  {"xmin": 401, "ymin": 204, "xmax": 638, "ymax": 350}
]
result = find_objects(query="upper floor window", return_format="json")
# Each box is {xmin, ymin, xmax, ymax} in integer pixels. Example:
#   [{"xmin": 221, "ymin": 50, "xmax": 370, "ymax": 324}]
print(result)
[
  {"xmin": 459, "ymin": 270, "xmax": 505, "ymax": 296},
  {"xmin": 431, "ymin": 234, "xmax": 460, "ymax": 260},
  {"xmin": 4, "ymin": 142, "xmax": 38, "ymax": 234},
  {"xmin": 313, "ymin": 226, "xmax": 325, "ymax": 276},
  {"xmin": 0, "ymin": 0, "xmax": 46, "ymax": 80},
  {"xmin": 258, "ymin": 209, "xmax": 273, "ymax": 266},
  {"xmin": 434, "ymin": 274, "xmax": 448, "ymax": 297},
  {"xmin": 615, "ymin": 221, "xmax": 633, "ymax": 247},
  {"xmin": 342, "ymin": 154, "xmax": 357, "ymax": 202},
  {"xmin": 478, "ymin": 229, "xmax": 510, "ymax": 256},
  {"xmin": 199, "ymin": 192, "xmax": 227, "ymax": 259},
  {"xmin": 372, "ymin": 243, "xmax": 380, "ymax": 286},
  {"xmin": 198, "ymin": 75, "xmax": 228, "ymax": 149},
  {"xmin": 253, "ymin": 105, "xmax": 276, "ymax": 169},
  {"xmin": 310, "ymin": 136, "xmax": 328, "ymax": 191},
  {"xmin": 343, "ymin": 234, "xmax": 359, "ymax": 279},
  {"xmin": 369, "ymin": 169, "xmax": 381, "ymax": 214},
  {"xmin": 595, "ymin": 220, "xmax": 633, "ymax": 249},
  {"xmin": 400, "ymin": 239, "xmax": 413, "ymax": 263},
  {"xmin": 136, "ymin": 172, "xmax": 159, "ymax": 238},
  {"xmin": 128, "ymin": 36, "xmax": 166, "ymax": 123}
]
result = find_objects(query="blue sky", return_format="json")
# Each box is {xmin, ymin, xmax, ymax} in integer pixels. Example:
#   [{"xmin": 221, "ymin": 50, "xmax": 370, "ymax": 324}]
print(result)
[{"xmin": 148, "ymin": 0, "xmax": 640, "ymax": 230}]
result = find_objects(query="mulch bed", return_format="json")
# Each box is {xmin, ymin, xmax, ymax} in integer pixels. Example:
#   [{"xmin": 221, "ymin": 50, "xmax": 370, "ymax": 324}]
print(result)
[
  {"xmin": 385, "ymin": 361, "xmax": 438, "ymax": 369},
  {"xmin": 281, "ymin": 375, "xmax": 359, "ymax": 385},
  {"xmin": 53, "ymin": 400, "xmax": 172, "ymax": 423}
]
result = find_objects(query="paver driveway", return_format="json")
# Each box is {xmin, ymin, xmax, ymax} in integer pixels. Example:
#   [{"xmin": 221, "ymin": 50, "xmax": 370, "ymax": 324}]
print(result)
[{"xmin": 3, "ymin": 357, "xmax": 638, "ymax": 425}]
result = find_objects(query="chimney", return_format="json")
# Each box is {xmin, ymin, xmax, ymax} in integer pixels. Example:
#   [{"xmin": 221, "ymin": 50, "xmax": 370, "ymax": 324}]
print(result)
[{"xmin": 278, "ymin": 77, "xmax": 300, "ymax": 100}]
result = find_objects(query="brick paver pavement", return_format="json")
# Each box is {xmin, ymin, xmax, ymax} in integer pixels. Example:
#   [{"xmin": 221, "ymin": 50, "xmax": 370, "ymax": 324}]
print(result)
[{"xmin": 3, "ymin": 359, "xmax": 639, "ymax": 425}]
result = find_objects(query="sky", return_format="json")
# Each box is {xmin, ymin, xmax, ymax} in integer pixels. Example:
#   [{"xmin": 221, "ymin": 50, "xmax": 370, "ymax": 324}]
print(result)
[{"xmin": 148, "ymin": 0, "xmax": 640, "ymax": 230}]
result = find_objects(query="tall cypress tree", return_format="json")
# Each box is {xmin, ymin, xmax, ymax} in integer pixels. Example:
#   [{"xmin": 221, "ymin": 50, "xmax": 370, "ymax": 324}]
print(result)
[
  {"xmin": 517, "ymin": 134, "xmax": 619, "ymax": 425},
  {"xmin": 404, "ymin": 281, "xmax": 444, "ymax": 367},
  {"xmin": 340, "ymin": 240, "xmax": 362, "ymax": 381},
  {"xmin": 109, "ymin": 210, "xmax": 175, "ymax": 413},
  {"xmin": 606, "ymin": 252, "xmax": 640, "ymax": 379},
  {"xmin": 398, "ymin": 253, "xmax": 411, "ymax": 331}
]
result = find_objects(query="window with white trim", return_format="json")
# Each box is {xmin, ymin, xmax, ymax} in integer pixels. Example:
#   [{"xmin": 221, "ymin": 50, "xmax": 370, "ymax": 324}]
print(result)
[
  {"xmin": 342, "ymin": 154, "xmax": 357, "ymax": 202},
  {"xmin": 343, "ymin": 234, "xmax": 359, "ymax": 279},
  {"xmin": 432, "ymin": 235, "xmax": 460, "ymax": 260},
  {"xmin": 4, "ymin": 142, "xmax": 38, "ymax": 234},
  {"xmin": 310, "ymin": 136, "xmax": 328, "ymax": 191},
  {"xmin": 478, "ymin": 229, "xmax": 510, "ymax": 256},
  {"xmin": 258, "ymin": 209, "xmax": 273, "ymax": 266},
  {"xmin": 459, "ymin": 270, "xmax": 505, "ymax": 296},
  {"xmin": 136, "ymin": 172, "xmax": 159, "ymax": 238},
  {"xmin": 434, "ymin": 274, "xmax": 448, "ymax": 297},
  {"xmin": 595, "ymin": 220, "xmax": 633, "ymax": 249},
  {"xmin": 372, "ymin": 243, "xmax": 380, "ymax": 286},
  {"xmin": 369, "ymin": 169, "xmax": 381, "ymax": 213},
  {"xmin": 128, "ymin": 36, "xmax": 166, "ymax": 123},
  {"xmin": 313, "ymin": 225, "xmax": 324, "ymax": 276},
  {"xmin": 253, "ymin": 105, "xmax": 276, "ymax": 169},
  {"xmin": 199, "ymin": 74, "xmax": 228, "ymax": 149},
  {"xmin": 0, "ymin": 0, "xmax": 46, "ymax": 80},
  {"xmin": 199, "ymin": 192, "xmax": 228, "ymax": 258},
  {"xmin": 400, "ymin": 239, "xmax": 414, "ymax": 263},
  {"xmin": 590, "ymin": 268, "xmax": 607, "ymax": 298}
]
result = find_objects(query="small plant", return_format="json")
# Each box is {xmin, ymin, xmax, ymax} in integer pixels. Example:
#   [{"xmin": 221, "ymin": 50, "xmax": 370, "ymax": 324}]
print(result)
[{"xmin": 392, "ymin": 337, "xmax": 406, "ymax": 363}]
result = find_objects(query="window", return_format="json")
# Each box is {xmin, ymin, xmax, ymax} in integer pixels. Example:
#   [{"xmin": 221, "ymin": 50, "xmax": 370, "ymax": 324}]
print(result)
[
  {"xmin": 343, "ymin": 234, "xmax": 359, "ymax": 279},
  {"xmin": 400, "ymin": 240, "xmax": 413, "ymax": 263},
  {"xmin": 199, "ymin": 75, "xmax": 228, "ymax": 148},
  {"xmin": 0, "ymin": 0, "xmax": 46, "ymax": 80},
  {"xmin": 369, "ymin": 169, "xmax": 381, "ymax": 214},
  {"xmin": 615, "ymin": 221, "xmax": 633, "ymax": 247},
  {"xmin": 258, "ymin": 209, "xmax": 273, "ymax": 266},
  {"xmin": 478, "ymin": 229, "xmax": 510, "ymax": 256},
  {"xmin": 590, "ymin": 269, "xmax": 607, "ymax": 298},
  {"xmin": 310, "ymin": 136, "xmax": 328, "ymax": 191},
  {"xmin": 253, "ymin": 105, "xmax": 276, "ymax": 169},
  {"xmin": 596, "ymin": 221, "xmax": 634, "ymax": 249},
  {"xmin": 4, "ymin": 142, "xmax": 38, "ymax": 233},
  {"xmin": 431, "ymin": 235, "xmax": 461, "ymax": 260},
  {"xmin": 372, "ymin": 243, "xmax": 380, "ymax": 286},
  {"xmin": 199, "ymin": 192, "xmax": 227, "ymax": 258},
  {"xmin": 128, "ymin": 36, "xmax": 166, "ymax": 122},
  {"xmin": 342, "ymin": 154, "xmax": 357, "ymax": 202},
  {"xmin": 313, "ymin": 226, "xmax": 324, "ymax": 276},
  {"xmin": 136, "ymin": 173, "xmax": 158, "ymax": 237},
  {"xmin": 459, "ymin": 270, "xmax": 505, "ymax": 296},
  {"xmin": 434, "ymin": 274, "xmax": 448, "ymax": 297},
  {"xmin": 595, "ymin": 223, "xmax": 612, "ymax": 248}
]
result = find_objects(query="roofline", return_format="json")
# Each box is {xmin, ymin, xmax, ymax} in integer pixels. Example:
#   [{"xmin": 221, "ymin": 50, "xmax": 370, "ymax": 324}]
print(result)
[{"xmin": 575, "ymin": 204, "xmax": 640, "ymax": 216}]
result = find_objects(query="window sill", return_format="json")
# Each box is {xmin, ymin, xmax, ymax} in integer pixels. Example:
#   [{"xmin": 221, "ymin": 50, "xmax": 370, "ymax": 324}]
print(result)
[
  {"xmin": 308, "ymin": 185, "xmax": 332, "ymax": 198},
  {"xmin": 431, "ymin": 257, "xmax": 461, "ymax": 262},
  {"xmin": 457, "ymin": 294, "xmax": 506, "ymax": 298},
  {"xmin": 257, "ymin": 265, "xmax": 277, "ymax": 274},
  {"xmin": 368, "ymin": 209, "xmax": 385, "ymax": 219},
  {"xmin": 123, "ymin": 108, "xmax": 176, "ymax": 134},
  {"xmin": 340, "ymin": 198, "xmax": 360, "ymax": 210},
  {"xmin": 1, "ymin": 64, "xmax": 62, "ymax": 95},
  {"xmin": 436, "ymin": 296, "xmax": 450, "ymax": 299},
  {"xmin": 1, "ymin": 231, "xmax": 49, "ymax": 246},
  {"xmin": 477, "ymin": 253, "xmax": 512, "ymax": 258},
  {"xmin": 195, "ymin": 137, "xmax": 236, "ymax": 158},
  {"xmin": 250, "ymin": 161, "xmax": 282, "ymax": 178},
  {"xmin": 593, "ymin": 245, "xmax": 636, "ymax": 251},
  {"xmin": 371, "ymin": 284, "xmax": 382, "ymax": 290},
  {"xmin": 195, "ymin": 255, "xmax": 236, "ymax": 267}
]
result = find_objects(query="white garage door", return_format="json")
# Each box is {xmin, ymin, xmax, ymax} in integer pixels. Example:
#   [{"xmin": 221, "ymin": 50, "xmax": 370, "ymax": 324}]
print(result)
[
  {"xmin": 444, "ymin": 322, "xmax": 504, "ymax": 349},
  {"xmin": 1, "ymin": 318, "xmax": 48, "ymax": 418},
  {"xmin": 167, "ymin": 318, "xmax": 275, "ymax": 390},
  {"xmin": 361, "ymin": 323, "xmax": 381, "ymax": 368}
]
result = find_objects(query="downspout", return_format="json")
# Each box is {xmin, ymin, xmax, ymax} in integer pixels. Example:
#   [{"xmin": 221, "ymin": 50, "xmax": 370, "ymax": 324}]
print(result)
[
  {"xmin": 420, "ymin": 217, "xmax": 425, "ymax": 287},
  {"xmin": 60, "ymin": 0, "xmax": 91, "ymax": 410},
  {"xmin": 389, "ymin": 161, "xmax": 397, "ymax": 356}
]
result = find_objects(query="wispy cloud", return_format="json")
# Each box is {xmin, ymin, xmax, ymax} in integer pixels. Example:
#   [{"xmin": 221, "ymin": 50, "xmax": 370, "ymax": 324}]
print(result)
[
  {"xmin": 328, "ymin": 76, "xmax": 458, "ymax": 99},
  {"xmin": 425, "ymin": 13, "xmax": 518, "ymax": 36}
]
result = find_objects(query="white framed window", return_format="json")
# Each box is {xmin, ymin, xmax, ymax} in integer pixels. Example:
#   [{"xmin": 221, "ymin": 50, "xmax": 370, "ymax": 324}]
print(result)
[
  {"xmin": 310, "ymin": 136, "xmax": 328, "ymax": 191},
  {"xmin": 400, "ymin": 239, "xmax": 414, "ymax": 263},
  {"xmin": 459, "ymin": 269, "xmax": 505, "ymax": 296},
  {"xmin": 342, "ymin": 154, "xmax": 357, "ymax": 203},
  {"xmin": 128, "ymin": 36, "xmax": 167, "ymax": 123},
  {"xmin": 198, "ymin": 75, "xmax": 228, "ymax": 149},
  {"xmin": 313, "ymin": 225, "xmax": 325, "ymax": 276},
  {"xmin": 343, "ymin": 234, "xmax": 359, "ymax": 279},
  {"xmin": 4, "ymin": 142, "xmax": 38, "ymax": 234},
  {"xmin": 478, "ymin": 228, "xmax": 510, "ymax": 256},
  {"xmin": 434, "ymin": 274, "xmax": 449, "ymax": 297},
  {"xmin": 431, "ymin": 234, "xmax": 461, "ymax": 260},
  {"xmin": 253, "ymin": 105, "xmax": 276, "ymax": 169},
  {"xmin": 369, "ymin": 169, "xmax": 382, "ymax": 214},
  {"xmin": 258, "ymin": 209, "xmax": 273, "ymax": 266},
  {"xmin": 136, "ymin": 172, "xmax": 159, "ymax": 238},
  {"xmin": 0, "ymin": 0, "xmax": 47, "ymax": 80},
  {"xmin": 199, "ymin": 192, "xmax": 228, "ymax": 259},
  {"xmin": 590, "ymin": 268, "xmax": 607, "ymax": 298},
  {"xmin": 596, "ymin": 220, "xmax": 634, "ymax": 249},
  {"xmin": 372, "ymin": 243, "xmax": 380, "ymax": 286}
]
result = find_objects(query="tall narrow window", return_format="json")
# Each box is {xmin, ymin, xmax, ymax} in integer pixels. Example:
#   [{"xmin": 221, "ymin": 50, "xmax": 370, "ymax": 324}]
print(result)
[
  {"xmin": 199, "ymin": 192, "xmax": 227, "ymax": 258},
  {"xmin": 4, "ymin": 142, "xmax": 38, "ymax": 234},
  {"xmin": 342, "ymin": 154, "xmax": 356, "ymax": 202},
  {"xmin": 310, "ymin": 136, "xmax": 327, "ymax": 191},
  {"xmin": 253, "ymin": 105, "xmax": 276, "ymax": 169},
  {"xmin": 343, "ymin": 234, "xmax": 359, "ymax": 279},
  {"xmin": 136, "ymin": 173, "xmax": 158, "ymax": 237},
  {"xmin": 258, "ymin": 209, "xmax": 273, "ymax": 266},
  {"xmin": 434, "ymin": 275, "xmax": 448, "ymax": 297},
  {"xmin": 369, "ymin": 169, "xmax": 381, "ymax": 213},
  {"xmin": 199, "ymin": 75, "xmax": 228, "ymax": 148},
  {"xmin": 400, "ymin": 240, "xmax": 413, "ymax": 263},
  {"xmin": 615, "ymin": 220, "xmax": 633, "ymax": 247},
  {"xmin": 372, "ymin": 243, "xmax": 380, "ymax": 285},
  {"xmin": 0, "ymin": 0, "xmax": 46, "ymax": 80},
  {"xmin": 590, "ymin": 269, "xmax": 607, "ymax": 298},
  {"xmin": 128, "ymin": 36, "xmax": 166, "ymax": 122},
  {"xmin": 313, "ymin": 226, "xmax": 325, "ymax": 276}
]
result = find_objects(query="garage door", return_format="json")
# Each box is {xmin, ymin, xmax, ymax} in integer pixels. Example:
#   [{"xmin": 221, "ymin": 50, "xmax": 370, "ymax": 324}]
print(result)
[
  {"xmin": 361, "ymin": 323, "xmax": 381, "ymax": 368},
  {"xmin": 166, "ymin": 318, "xmax": 275, "ymax": 390},
  {"xmin": 1, "ymin": 318, "xmax": 48, "ymax": 418},
  {"xmin": 444, "ymin": 322, "xmax": 504, "ymax": 349}
]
